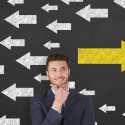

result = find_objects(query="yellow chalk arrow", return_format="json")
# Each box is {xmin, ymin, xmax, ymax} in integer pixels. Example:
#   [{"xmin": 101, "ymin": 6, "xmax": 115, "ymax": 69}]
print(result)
[{"xmin": 78, "ymin": 41, "xmax": 125, "ymax": 72}]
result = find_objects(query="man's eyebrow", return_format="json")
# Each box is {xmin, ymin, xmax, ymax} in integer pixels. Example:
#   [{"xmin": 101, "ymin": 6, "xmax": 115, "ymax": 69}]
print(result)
[
  {"xmin": 61, "ymin": 66, "xmax": 67, "ymax": 69},
  {"xmin": 50, "ymin": 66, "xmax": 67, "ymax": 69},
  {"xmin": 50, "ymin": 67, "xmax": 56, "ymax": 69}
]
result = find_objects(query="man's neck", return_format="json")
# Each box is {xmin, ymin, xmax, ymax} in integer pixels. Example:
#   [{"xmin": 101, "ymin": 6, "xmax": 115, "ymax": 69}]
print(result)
[{"xmin": 51, "ymin": 85, "xmax": 69, "ymax": 95}]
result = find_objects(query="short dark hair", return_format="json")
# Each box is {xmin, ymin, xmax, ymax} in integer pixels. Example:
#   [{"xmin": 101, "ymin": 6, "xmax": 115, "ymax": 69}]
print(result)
[{"xmin": 46, "ymin": 53, "xmax": 70, "ymax": 70}]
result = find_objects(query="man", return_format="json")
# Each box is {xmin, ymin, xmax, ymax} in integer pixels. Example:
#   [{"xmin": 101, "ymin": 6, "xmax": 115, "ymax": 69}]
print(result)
[{"xmin": 30, "ymin": 53, "xmax": 95, "ymax": 125}]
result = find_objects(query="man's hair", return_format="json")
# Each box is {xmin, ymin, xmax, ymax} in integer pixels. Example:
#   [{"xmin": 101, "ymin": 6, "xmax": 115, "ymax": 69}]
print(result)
[{"xmin": 46, "ymin": 53, "xmax": 70, "ymax": 70}]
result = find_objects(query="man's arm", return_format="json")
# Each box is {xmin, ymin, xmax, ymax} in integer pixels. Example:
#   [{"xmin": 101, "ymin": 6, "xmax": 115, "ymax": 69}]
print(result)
[
  {"xmin": 81, "ymin": 96, "xmax": 95, "ymax": 125},
  {"xmin": 30, "ymin": 97, "xmax": 62, "ymax": 125}
]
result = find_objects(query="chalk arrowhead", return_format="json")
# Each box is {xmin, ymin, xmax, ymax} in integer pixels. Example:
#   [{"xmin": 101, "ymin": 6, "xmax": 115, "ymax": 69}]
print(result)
[
  {"xmin": 76, "ymin": 5, "xmax": 91, "ymax": 22},
  {"xmin": 8, "ymin": 0, "xmax": 16, "ymax": 5},
  {"xmin": 79, "ymin": 88, "xmax": 86, "ymax": 95},
  {"xmin": 46, "ymin": 20, "xmax": 58, "ymax": 33},
  {"xmin": 16, "ymin": 52, "xmax": 31, "ymax": 69},
  {"xmin": 5, "ymin": 11, "xmax": 19, "ymax": 28},
  {"xmin": 99, "ymin": 104, "xmax": 107, "ymax": 113},
  {"xmin": 122, "ymin": 113, "xmax": 125, "ymax": 116},
  {"xmin": 121, "ymin": 41, "xmax": 125, "ymax": 72},
  {"xmin": 61, "ymin": 0, "xmax": 70, "ymax": 5},
  {"xmin": 114, "ymin": 0, "xmax": 125, "ymax": 8},
  {"xmin": 0, "ymin": 36, "xmax": 12, "ymax": 50},
  {"xmin": 42, "ymin": 4, "xmax": 50, "ymax": 12},
  {"xmin": 43, "ymin": 41, "xmax": 52, "ymax": 50},
  {"xmin": 2, "ymin": 84, "xmax": 17, "ymax": 101},
  {"xmin": 34, "ymin": 74, "xmax": 42, "ymax": 82}
]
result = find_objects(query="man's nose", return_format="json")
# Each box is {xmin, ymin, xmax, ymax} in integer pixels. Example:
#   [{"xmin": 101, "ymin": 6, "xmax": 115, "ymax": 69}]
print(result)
[{"xmin": 56, "ymin": 70, "xmax": 62, "ymax": 76}]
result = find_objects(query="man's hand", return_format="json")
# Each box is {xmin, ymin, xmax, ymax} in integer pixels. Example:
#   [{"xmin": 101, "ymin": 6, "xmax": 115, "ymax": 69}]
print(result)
[{"xmin": 51, "ymin": 84, "xmax": 69, "ymax": 113}]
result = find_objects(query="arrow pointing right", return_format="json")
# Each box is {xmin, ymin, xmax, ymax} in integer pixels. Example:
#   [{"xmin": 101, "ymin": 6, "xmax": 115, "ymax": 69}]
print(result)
[
  {"xmin": 0, "ymin": 36, "xmax": 25, "ymax": 50},
  {"xmin": 8, "ymin": 0, "xmax": 24, "ymax": 6},
  {"xmin": 43, "ymin": 41, "xmax": 60, "ymax": 50},
  {"xmin": 0, "ymin": 65, "xmax": 4, "ymax": 74},
  {"xmin": 0, "ymin": 115, "xmax": 20, "ymax": 125},
  {"xmin": 41, "ymin": 4, "xmax": 58, "ymax": 12},
  {"xmin": 78, "ymin": 41, "xmax": 125, "ymax": 72},
  {"xmin": 114, "ymin": 0, "xmax": 125, "ymax": 8},
  {"xmin": 99, "ymin": 104, "xmax": 116, "ymax": 113},
  {"xmin": 76, "ymin": 4, "xmax": 108, "ymax": 22}
]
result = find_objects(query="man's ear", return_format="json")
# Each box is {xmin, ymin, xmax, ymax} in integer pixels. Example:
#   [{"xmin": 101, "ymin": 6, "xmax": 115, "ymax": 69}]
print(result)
[{"xmin": 46, "ymin": 70, "xmax": 48, "ymax": 77}]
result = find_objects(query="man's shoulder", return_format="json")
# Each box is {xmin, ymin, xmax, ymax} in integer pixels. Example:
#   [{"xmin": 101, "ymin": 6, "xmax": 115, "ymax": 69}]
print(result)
[
  {"xmin": 70, "ymin": 89, "xmax": 91, "ymax": 102},
  {"xmin": 31, "ymin": 90, "xmax": 49, "ymax": 102}
]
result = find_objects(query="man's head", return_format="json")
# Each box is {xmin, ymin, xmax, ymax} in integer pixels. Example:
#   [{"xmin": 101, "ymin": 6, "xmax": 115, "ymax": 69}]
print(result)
[{"xmin": 46, "ymin": 53, "xmax": 70, "ymax": 88}]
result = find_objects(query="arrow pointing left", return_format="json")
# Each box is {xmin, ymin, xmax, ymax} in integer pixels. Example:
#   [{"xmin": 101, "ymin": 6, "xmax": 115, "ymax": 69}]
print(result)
[
  {"xmin": 46, "ymin": 20, "xmax": 71, "ymax": 33},
  {"xmin": 0, "ymin": 36, "xmax": 25, "ymax": 50},
  {"xmin": 114, "ymin": 0, "xmax": 125, "ymax": 8},
  {"xmin": 0, "ymin": 115, "xmax": 20, "ymax": 125},
  {"xmin": 0, "ymin": 65, "xmax": 4, "ymax": 74},
  {"xmin": 76, "ymin": 4, "xmax": 108, "ymax": 22},
  {"xmin": 8, "ymin": 0, "xmax": 24, "ymax": 6},
  {"xmin": 43, "ymin": 41, "xmax": 60, "ymax": 50},
  {"xmin": 122, "ymin": 113, "xmax": 125, "ymax": 116},
  {"xmin": 99, "ymin": 104, "xmax": 116, "ymax": 113},
  {"xmin": 34, "ymin": 74, "xmax": 49, "ymax": 82},
  {"xmin": 1, "ymin": 83, "xmax": 34, "ymax": 101},
  {"xmin": 61, "ymin": 0, "xmax": 83, "ymax": 5},
  {"xmin": 79, "ymin": 88, "xmax": 95, "ymax": 95},
  {"xmin": 5, "ymin": 11, "xmax": 37, "ymax": 28},
  {"xmin": 16, "ymin": 52, "xmax": 47, "ymax": 69},
  {"xmin": 41, "ymin": 4, "xmax": 58, "ymax": 12}
]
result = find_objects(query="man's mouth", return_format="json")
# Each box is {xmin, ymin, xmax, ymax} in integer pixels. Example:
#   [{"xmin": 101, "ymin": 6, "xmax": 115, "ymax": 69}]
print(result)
[{"xmin": 56, "ymin": 78, "xmax": 64, "ymax": 82}]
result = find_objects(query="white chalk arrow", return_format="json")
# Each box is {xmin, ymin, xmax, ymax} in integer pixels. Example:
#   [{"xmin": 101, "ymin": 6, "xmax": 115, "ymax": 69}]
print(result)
[
  {"xmin": 79, "ymin": 88, "xmax": 95, "ymax": 95},
  {"xmin": 0, "ymin": 65, "xmax": 4, "ymax": 74},
  {"xmin": 46, "ymin": 20, "xmax": 71, "ymax": 33},
  {"xmin": 0, "ymin": 36, "xmax": 25, "ymax": 50},
  {"xmin": 1, "ymin": 83, "xmax": 34, "ymax": 101},
  {"xmin": 0, "ymin": 115, "xmax": 20, "ymax": 125},
  {"xmin": 8, "ymin": 0, "xmax": 24, "ymax": 6},
  {"xmin": 41, "ymin": 4, "xmax": 58, "ymax": 12},
  {"xmin": 114, "ymin": 0, "xmax": 125, "ymax": 8},
  {"xmin": 122, "ymin": 113, "xmax": 125, "ymax": 116},
  {"xmin": 43, "ymin": 41, "xmax": 60, "ymax": 50},
  {"xmin": 95, "ymin": 122, "xmax": 97, "ymax": 125},
  {"xmin": 16, "ymin": 52, "xmax": 47, "ymax": 69},
  {"xmin": 76, "ymin": 4, "xmax": 108, "ymax": 22},
  {"xmin": 34, "ymin": 74, "xmax": 49, "ymax": 82},
  {"xmin": 68, "ymin": 81, "xmax": 75, "ymax": 89},
  {"xmin": 99, "ymin": 104, "xmax": 116, "ymax": 113},
  {"xmin": 5, "ymin": 11, "xmax": 37, "ymax": 28},
  {"xmin": 61, "ymin": 0, "xmax": 83, "ymax": 5}
]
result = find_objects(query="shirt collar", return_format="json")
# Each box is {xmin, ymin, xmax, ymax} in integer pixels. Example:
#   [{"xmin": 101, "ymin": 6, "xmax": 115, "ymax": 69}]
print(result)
[{"xmin": 51, "ymin": 85, "xmax": 69, "ymax": 95}]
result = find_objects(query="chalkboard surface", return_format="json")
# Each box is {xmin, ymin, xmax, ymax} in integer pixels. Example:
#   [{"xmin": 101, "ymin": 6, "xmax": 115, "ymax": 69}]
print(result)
[{"xmin": 0, "ymin": 0, "xmax": 125, "ymax": 125}]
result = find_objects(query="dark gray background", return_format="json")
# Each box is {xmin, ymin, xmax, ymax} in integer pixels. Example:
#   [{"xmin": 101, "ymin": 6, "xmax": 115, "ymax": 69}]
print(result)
[{"xmin": 0, "ymin": 0, "xmax": 125, "ymax": 124}]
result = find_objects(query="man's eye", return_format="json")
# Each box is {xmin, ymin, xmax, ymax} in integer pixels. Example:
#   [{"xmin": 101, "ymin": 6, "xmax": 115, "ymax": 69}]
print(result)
[
  {"xmin": 50, "ymin": 69, "xmax": 56, "ymax": 72},
  {"xmin": 61, "ymin": 68, "xmax": 65, "ymax": 71}
]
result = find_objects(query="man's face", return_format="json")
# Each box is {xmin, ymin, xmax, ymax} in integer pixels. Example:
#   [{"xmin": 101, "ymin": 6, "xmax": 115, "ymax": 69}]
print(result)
[{"xmin": 46, "ymin": 60, "xmax": 70, "ymax": 88}]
